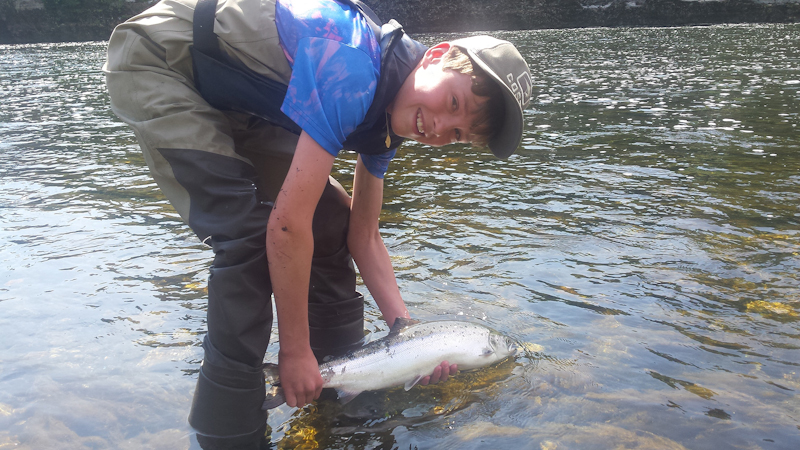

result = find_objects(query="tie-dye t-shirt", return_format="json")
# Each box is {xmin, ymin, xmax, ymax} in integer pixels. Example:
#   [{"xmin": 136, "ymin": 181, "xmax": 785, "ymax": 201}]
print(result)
[{"xmin": 276, "ymin": 0, "xmax": 397, "ymax": 178}]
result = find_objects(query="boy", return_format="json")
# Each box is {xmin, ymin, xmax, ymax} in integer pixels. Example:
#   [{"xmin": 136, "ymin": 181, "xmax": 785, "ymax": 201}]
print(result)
[{"xmin": 104, "ymin": 0, "xmax": 532, "ymax": 446}]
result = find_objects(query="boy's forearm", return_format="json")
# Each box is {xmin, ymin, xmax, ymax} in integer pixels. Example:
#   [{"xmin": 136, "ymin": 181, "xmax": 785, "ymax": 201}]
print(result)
[
  {"xmin": 266, "ymin": 215, "xmax": 313, "ymax": 354},
  {"xmin": 266, "ymin": 132, "xmax": 336, "ymax": 355},
  {"xmin": 348, "ymin": 225, "xmax": 409, "ymax": 327},
  {"xmin": 349, "ymin": 157, "xmax": 409, "ymax": 327}
]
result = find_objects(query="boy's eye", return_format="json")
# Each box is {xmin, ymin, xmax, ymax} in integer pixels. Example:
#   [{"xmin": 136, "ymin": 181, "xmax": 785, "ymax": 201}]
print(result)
[
  {"xmin": 454, "ymin": 129, "xmax": 462, "ymax": 142},
  {"xmin": 451, "ymin": 96, "xmax": 458, "ymax": 111}
]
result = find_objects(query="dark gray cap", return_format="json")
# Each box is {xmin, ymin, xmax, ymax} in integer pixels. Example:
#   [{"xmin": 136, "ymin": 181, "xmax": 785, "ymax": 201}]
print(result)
[{"xmin": 451, "ymin": 36, "xmax": 532, "ymax": 158}]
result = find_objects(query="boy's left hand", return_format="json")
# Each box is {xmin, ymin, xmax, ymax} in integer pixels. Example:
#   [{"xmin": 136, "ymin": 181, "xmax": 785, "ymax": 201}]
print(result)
[{"xmin": 418, "ymin": 360, "xmax": 458, "ymax": 385}]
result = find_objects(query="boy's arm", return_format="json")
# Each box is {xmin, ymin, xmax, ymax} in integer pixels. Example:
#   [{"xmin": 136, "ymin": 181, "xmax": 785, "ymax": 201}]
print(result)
[
  {"xmin": 348, "ymin": 156, "xmax": 457, "ymax": 385},
  {"xmin": 267, "ymin": 132, "xmax": 335, "ymax": 408}
]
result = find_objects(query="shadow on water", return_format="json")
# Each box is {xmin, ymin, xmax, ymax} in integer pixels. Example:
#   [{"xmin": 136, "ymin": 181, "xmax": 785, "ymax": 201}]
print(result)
[{"xmin": 1, "ymin": 23, "xmax": 799, "ymax": 449}]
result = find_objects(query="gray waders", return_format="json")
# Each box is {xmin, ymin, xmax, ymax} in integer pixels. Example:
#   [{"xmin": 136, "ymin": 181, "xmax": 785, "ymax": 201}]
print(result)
[{"xmin": 103, "ymin": 0, "xmax": 365, "ymax": 446}]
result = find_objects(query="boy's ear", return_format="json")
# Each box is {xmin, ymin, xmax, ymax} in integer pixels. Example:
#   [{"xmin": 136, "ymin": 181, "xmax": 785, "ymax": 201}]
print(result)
[{"xmin": 421, "ymin": 42, "xmax": 452, "ymax": 67}]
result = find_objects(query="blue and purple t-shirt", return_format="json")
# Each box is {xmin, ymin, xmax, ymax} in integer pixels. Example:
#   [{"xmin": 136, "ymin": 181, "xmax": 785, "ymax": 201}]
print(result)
[{"xmin": 275, "ymin": 0, "xmax": 396, "ymax": 178}]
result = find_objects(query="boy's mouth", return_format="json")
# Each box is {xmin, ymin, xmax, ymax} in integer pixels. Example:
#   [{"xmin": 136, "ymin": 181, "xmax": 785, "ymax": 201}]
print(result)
[{"xmin": 416, "ymin": 109, "xmax": 425, "ymax": 136}]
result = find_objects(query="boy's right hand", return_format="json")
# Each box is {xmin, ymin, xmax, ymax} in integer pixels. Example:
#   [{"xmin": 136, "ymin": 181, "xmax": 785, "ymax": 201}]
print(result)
[{"xmin": 278, "ymin": 347, "xmax": 323, "ymax": 408}]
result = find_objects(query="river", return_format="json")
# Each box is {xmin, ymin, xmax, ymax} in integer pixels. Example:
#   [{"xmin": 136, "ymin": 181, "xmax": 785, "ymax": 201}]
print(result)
[{"xmin": 1, "ymin": 23, "xmax": 798, "ymax": 449}]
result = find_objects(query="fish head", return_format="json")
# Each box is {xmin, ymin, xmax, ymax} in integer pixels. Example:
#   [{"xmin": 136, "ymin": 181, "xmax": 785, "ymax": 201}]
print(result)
[{"xmin": 487, "ymin": 330, "xmax": 518, "ymax": 361}]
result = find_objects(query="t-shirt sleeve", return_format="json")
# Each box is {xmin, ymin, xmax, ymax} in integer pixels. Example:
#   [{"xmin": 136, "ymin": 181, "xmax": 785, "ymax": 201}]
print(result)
[
  {"xmin": 280, "ymin": 37, "xmax": 378, "ymax": 156},
  {"xmin": 360, "ymin": 149, "xmax": 397, "ymax": 179}
]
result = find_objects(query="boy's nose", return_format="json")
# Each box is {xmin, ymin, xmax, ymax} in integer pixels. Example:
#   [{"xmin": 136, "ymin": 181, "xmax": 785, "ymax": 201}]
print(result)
[
  {"xmin": 431, "ymin": 116, "xmax": 442, "ymax": 137},
  {"xmin": 432, "ymin": 114, "xmax": 458, "ymax": 138}
]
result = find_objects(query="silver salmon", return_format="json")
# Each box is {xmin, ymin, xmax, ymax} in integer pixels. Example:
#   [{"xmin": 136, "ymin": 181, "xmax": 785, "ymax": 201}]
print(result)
[{"xmin": 262, "ymin": 318, "xmax": 517, "ymax": 409}]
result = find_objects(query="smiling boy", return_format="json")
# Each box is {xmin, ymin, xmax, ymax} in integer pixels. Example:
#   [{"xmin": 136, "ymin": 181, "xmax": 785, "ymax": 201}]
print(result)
[{"xmin": 104, "ymin": 0, "xmax": 531, "ymax": 447}]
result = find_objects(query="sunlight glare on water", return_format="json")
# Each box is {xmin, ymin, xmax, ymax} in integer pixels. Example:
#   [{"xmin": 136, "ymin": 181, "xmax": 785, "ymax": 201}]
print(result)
[{"xmin": 1, "ymin": 23, "xmax": 799, "ymax": 449}]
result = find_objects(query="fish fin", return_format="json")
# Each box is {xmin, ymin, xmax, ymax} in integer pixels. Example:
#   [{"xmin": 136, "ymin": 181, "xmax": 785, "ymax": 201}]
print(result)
[
  {"xmin": 262, "ymin": 386, "xmax": 286, "ymax": 410},
  {"xmin": 335, "ymin": 388, "xmax": 363, "ymax": 405},
  {"xmin": 262, "ymin": 363, "xmax": 281, "ymax": 386},
  {"xmin": 404, "ymin": 374, "xmax": 425, "ymax": 391},
  {"xmin": 389, "ymin": 317, "xmax": 419, "ymax": 336}
]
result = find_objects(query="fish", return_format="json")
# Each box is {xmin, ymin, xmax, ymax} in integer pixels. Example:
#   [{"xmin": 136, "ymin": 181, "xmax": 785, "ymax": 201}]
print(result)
[{"xmin": 262, "ymin": 318, "xmax": 518, "ymax": 409}]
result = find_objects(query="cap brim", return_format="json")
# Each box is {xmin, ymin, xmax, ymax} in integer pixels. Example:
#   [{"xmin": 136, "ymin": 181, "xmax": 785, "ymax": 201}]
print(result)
[
  {"xmin": 458, "ymin": 46, "xmax": 525, "ymax": 159},
  {"xmin": 488, "ymin": 86, "xmax": 524, "ymax": 159}
]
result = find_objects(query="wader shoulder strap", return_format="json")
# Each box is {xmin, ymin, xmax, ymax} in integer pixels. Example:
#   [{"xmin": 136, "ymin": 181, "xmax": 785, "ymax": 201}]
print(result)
[
  {"xmin": 190, "ymin": 0, "xmax": 302, "ymax": 134},
  {"xmin": 194, "ymin": 0, "xmax": 222, "ymax": 60}
]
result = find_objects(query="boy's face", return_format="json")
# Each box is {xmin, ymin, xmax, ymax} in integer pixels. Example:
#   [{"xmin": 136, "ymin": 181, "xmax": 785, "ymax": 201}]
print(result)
[{"xmin": 387, "ymin": 43, "xmax": 488, "ymax": 147}]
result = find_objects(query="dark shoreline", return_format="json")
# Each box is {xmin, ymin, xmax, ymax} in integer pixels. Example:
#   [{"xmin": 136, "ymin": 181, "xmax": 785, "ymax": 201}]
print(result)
[{"xmin": 2, "ymin": 0, "xmax": 799, "ymax": 45}]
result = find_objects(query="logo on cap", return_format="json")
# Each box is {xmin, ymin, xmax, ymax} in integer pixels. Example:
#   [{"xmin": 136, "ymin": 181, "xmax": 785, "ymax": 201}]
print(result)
[{"xmin": 507, "ymin": 72, "xmax": 533, "ymax": 109}]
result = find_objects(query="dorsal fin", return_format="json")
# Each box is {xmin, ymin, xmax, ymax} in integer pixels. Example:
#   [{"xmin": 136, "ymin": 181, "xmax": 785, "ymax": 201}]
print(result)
[{"xmin": 389, "ymin": 317, "xmax": 419, "ymax": 335}]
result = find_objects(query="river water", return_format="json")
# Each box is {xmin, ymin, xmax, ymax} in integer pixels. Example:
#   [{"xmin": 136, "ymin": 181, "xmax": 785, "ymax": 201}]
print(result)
[{"xmin": 1, "ymin": 23, "xmax": 798, "ymax": 449}]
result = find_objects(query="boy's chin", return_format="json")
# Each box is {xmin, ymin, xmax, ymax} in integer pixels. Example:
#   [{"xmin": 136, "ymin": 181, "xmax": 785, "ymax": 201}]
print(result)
[
  {"xmin": 391, "ymin": 125, "xmax": 417, "ymax": 142},
  {"xmin": 396, "ymin": 131, "xmax": 417, "ymax": 141}
]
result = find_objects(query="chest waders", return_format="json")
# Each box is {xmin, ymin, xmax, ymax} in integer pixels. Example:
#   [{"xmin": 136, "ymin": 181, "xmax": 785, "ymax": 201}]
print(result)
[{"xmin": 175, "ymin": 0, "xmax": 426, "ymax": 444}]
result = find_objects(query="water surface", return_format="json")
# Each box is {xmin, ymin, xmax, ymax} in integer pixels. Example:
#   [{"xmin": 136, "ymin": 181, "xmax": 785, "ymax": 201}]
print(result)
[{"xmin": 1, "ymin": 24, "xmax": 798, "ymax": 449}]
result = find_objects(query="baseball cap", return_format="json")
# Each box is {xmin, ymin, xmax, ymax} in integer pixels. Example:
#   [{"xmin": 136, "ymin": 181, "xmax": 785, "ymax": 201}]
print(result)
[{"xmin": 451, "ymin": 36, "xmax": 532, "ymax": 158}]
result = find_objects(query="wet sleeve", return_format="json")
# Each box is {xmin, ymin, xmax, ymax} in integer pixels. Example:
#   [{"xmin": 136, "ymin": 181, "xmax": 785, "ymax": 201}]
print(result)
[{"xmin": 280, "ymin": 37, "xmax": 378, "ymax": 156}]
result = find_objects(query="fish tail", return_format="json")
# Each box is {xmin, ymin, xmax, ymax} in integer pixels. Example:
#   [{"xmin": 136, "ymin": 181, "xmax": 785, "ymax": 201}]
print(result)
[
  {"xmin": 261, "ymin": 363, "xmax": 285, "ymax": 410},
  {"xmin": 262, "ymin": 386, "xmax": 286, "ymax": 410},
  {"xmin": 262, "ymin": 363, "xmax": 280, "ymax": 385}
]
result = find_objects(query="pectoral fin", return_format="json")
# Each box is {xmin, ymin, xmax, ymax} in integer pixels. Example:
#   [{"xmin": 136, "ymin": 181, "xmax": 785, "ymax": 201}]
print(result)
[
  {"xmin": 336, "ymin": 388, "xmax": 363, "ymax": 404},
  {"xmin": 404, "ymin": 374, "xmax": 424, "ymax": 391}
]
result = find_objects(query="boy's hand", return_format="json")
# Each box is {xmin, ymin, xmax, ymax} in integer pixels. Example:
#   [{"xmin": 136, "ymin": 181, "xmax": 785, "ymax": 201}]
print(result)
[
  {"xmin": 419, "ymin": 360, "xmax": 458, "ymax": 386},
  {"xmin": 278, "ymin": 347, "xmax": 323, "ymax": 408}
]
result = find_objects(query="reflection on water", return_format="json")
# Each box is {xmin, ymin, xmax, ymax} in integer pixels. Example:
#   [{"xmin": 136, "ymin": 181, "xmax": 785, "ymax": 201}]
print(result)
[{"xmin": 1, "ymin": 24, "xmax": 799, "ymax": 449}]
